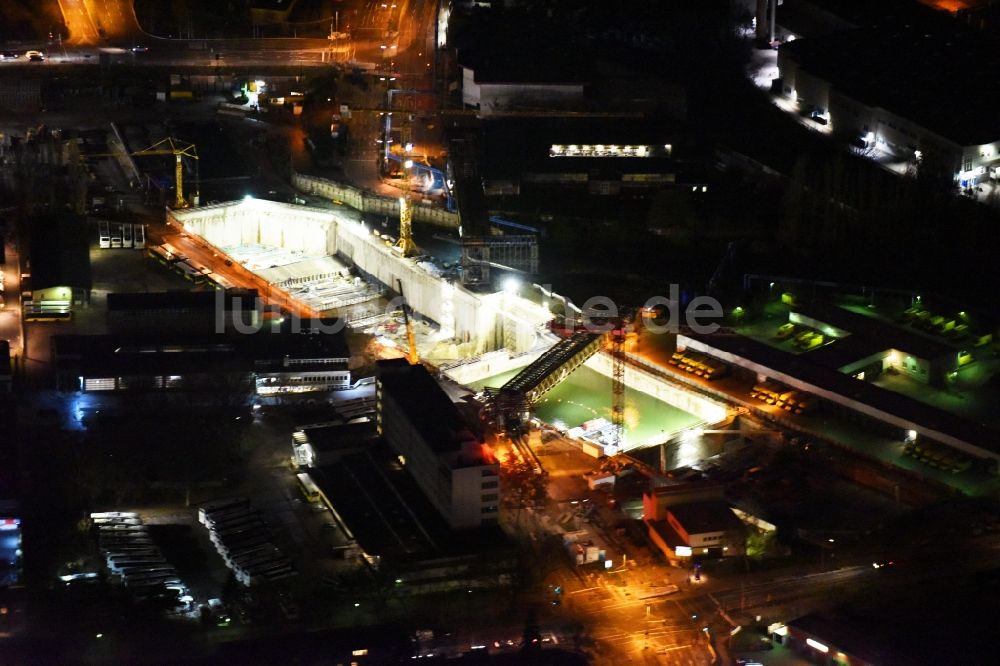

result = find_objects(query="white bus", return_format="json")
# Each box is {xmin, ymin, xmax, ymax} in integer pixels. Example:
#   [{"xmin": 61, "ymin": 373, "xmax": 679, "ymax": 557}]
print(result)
[
  {"xmin": 124, "ymin": 571, "xmax": 180, "ymax": 586},
  {"xmin": 93, "ymin": 516, "xmax": 143, "ymax": 525},
  {"xmin": 110, "ymin": 223, "xmax": 123, "ymax": 248},
  {"xmin": 204, "ymin": 507, "xmax": 257, "ymax": 528},
  {"xmin": 98, "ymin": 221, "xmax": 111, "ymax": 249},
  {"xmin": 99, "ymin": 523, "xmax": 148, "ymax": 532},
  {"xmin": 125, "ymin": 576, "xmax": 184, "ymax": 590},
  {"xmin": 97, "ymin": 537, "xmax": 156, "ymax": 552},
  {"xmin": 198, "ymin": 498, "xmax": 250, "ymax": 524},
  {"xmin": 244, "ymin": 564, "xmax": 296, "ymax": 587},
  {"xmin": 228, "ymin": 543, "xmax": 280, "ymax": 562},
  {"xmin": 121, "ymin": 565, "xmax": 176, "ymax": 577},
  {"xmin": 217, "ymin": 535, "xmax": 272, "ymax": 557},
  {"xmin": 210, "ymin": 516, "xmax": 264, "ymax": 535},
  {"xmin": 91, "ymin": 512, "xmax": 139, "ymax": 520},
  {"xmin": 238, "ymin": 561, "xmax": 292, "ymax": 587},
  {"xmin": 108, "ymin": 558, "xmax": 167, "ymax": 575}
]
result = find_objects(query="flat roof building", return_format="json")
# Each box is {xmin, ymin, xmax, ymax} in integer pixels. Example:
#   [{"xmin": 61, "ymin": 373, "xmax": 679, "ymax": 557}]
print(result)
[
  {"xmin": 376, "ymin": 359, "xmax": 500, "ymax": 529},
  {"xmin": 107, "ymin": 289, "xmax": 261, "ymax": 333},
  {"xmin": 643, "ymin": 483, "xmax": 747, "ymax": 561},
  {"xmin": 53, "ymin": 319, "xmax": 351, "ymax": 397},
  {"xmin": 777, "ymin": 21, "xmax": 1000, "ymax": 183}
]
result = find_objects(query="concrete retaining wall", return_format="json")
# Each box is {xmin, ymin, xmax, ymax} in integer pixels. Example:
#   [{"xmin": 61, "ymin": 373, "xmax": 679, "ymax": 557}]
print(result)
[
  {"xmin": 293, "ymin": 172, "xmax": 460, "ymax": 229},
  {"xmin": 170, "ymin": 198, "xmax": 545, "ymax": 354},
  {"xmin": 585, "ymin": 352, "xmax": 728, "ymax": 425}
]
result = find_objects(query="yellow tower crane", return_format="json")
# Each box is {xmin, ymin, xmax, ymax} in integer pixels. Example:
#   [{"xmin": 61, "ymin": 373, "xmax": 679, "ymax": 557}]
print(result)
[
  {"xmin": 88, "ymin": 137, "xmax": 200, "ymax": 209},
  {"xmin": 393, "ymin": 158, "xmax": 417, "ymax": 257},
  {"xmin": 131, "ymin": 138, "xmax": 200, "ymax": 209}
]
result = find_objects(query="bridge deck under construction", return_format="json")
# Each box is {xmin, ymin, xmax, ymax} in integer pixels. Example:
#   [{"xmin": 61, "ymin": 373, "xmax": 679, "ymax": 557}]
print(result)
[{"xmin": 501, "ymin": 332, "xmax": 604, "ymax": 402}]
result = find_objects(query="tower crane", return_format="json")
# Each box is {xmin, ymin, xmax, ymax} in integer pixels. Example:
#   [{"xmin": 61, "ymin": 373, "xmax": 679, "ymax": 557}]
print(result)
[
  {"xmin": 393, "ymin": 159, "xmax": 417, "ymax": 257},
  {"xmin": 131, "ymin": 138, "xmax": 200, "ymax": 209},
  {"xmin": 86, "ymin": 137, "xmax": 199, "ymax": 209}
]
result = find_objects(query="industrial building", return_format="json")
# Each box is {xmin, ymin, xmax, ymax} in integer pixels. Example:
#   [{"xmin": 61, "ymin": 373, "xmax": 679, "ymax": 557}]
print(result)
[
  {"xmin": 25, "ymin": 214, "xmax": 92, "ymax": 319},
  {"xmin": 478, "ymin": 117, "xmax": 683, "ymax": 198},
  {"xmin": 106, "ymin": 289, "xmax": 261, "ymax": 333},
  {"xmin": 458, "ymin": 49, "xmax": 588, "ymax": 114},
  {"xmin": 642, "ymin": 483, "xmax": 746, "ymax": 562},
  {"xmin": 376, "ymin": 359, "xmax": 500, "ymax": 530},
  {"xmin": 677, "ymin": 315, "xmax": 1000, "ymax": 471},
  {"xmin": 774, "ymin": 14, "xmax": 1000, "ymax": 183},
  {"xmin": 52, "ymin": 319, "xmax": 351, "ymax": 396}
]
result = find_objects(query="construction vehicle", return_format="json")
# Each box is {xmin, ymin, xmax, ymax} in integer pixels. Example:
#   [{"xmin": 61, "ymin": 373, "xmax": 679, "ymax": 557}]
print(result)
[{"xmin": 396, "ymin": 278, "xmax": 418, "ymax": 365}]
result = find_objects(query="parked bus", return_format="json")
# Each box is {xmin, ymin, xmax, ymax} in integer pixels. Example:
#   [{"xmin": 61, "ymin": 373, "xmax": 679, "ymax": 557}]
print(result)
[
  {"xmin": 203, "ymin": 507, "xmax": 257, "ymax": 528},
  {"xmin": 125, "ymin": 575, "xmax": 184, "ymax": 589},
  {"xmin": 110, "ymin": 223, "xmax": 123, "ymax": 248},
  {"xmin": 238, "ymin": 561, "xmax": 291, "ymax": 586},
  {"xmin": 93, "ymin": 516, "xmax": 142, "ymax": 525},
  {"xmin": 174, "ymin": 260, "xmax": 207, "ymax": 284},
  {"xmin": 108, "ymin": 558, "xmax": 167, "ymax": 575},
  {"xmin": 210, "ymin": 515, "xmax": 264, "ymax": 533},
  {"xmin": 99, "ymin": 535, "xmax": 153, "ymax": 546},
  {"xmin": 124, "ymin": 571, "xmax": 180, "ymax": 586},
  {"xmin": 229, "ymin": 546, "xmax": 280, "ymax": 567},
  {"xmin": 121, "ymin": 565, "xmax": 176, "ymax": 577},
  {"xmin": 206, "ymin": 272, "xmax": 236, "ymax": 290},
  {"xmin": 259, "ymin": 567, "xmax": 298, "ymax": 584},
  {"xmin": 211, "ymin": 525, "xmax": 263, "ymax": 547},
  {"xmin": 91, "ymin": 512, "xmax": 139, "ymax": 520},
  {"xmin": 296, "ymin": 472, "xmax": 322, "ymax": 503},
  {"xmin": 234, "ymin": 555, "xmax": 287, "ymax": 577},
  {"xmin": 198, "ymin": 498, "xmax": 250, "ymax": 524},
  {"xmin": 214, "ymin": 533, "xmax": 270, "ymax": 554},
  {"xmin": 98, "ymin": 221, "xmax": 111, "ymax": 248},
  {"xmin": 242, "ymin": 563, "xmax": 296, "ymax": 587}
]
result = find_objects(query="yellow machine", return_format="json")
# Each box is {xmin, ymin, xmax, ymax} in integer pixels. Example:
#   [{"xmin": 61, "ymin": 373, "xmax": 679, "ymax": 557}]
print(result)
[
  {"xmin": 393, "ymin": 158, "xmax": 417, "ymax": 256},
  {"xmin": 88, "ymin": 137, "xmax": 199, "ymax": 209},
  {"xmin": 132, "ymin": 138, "xmax": 200, "ymax": 209},
  {"xmin": 396, "ymin": 278, "xmax": 419, "ymax": 364}
]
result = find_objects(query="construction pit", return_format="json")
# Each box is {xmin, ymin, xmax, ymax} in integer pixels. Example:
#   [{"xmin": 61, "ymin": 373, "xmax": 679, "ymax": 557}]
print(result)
[{"xmin": 167, "ymin": 198, "xmax": 731, "ymax": 458}]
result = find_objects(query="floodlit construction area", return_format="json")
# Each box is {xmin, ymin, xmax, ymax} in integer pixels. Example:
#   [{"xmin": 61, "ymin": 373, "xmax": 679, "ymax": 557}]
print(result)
[
  {"xmin": 223, "ymin": 245, "xmax": 383, "ymax": 316},
  {"xmin": 167, "ymin": 198, "xmax": 553, "ymax": 356},
  {"xmin": 447, "ymin": 349, "xmax": 729, "ymax": 455}
]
